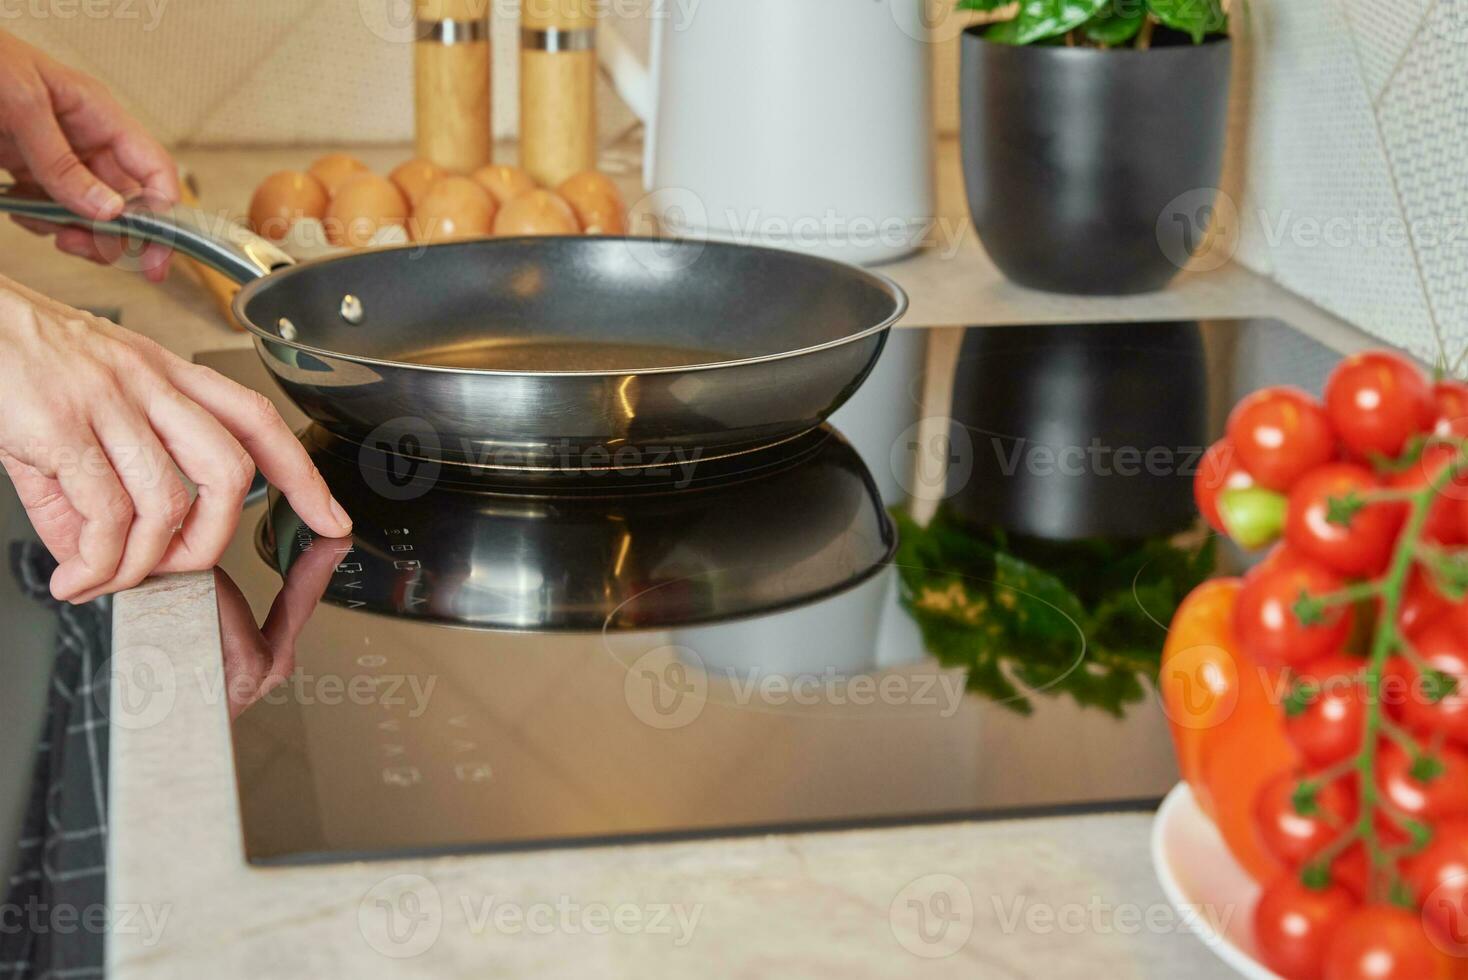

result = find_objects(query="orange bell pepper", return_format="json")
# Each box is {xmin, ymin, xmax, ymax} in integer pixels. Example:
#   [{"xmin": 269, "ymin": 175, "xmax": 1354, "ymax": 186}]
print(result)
[{"xmin": 1160, "ymin": 577, "xmax": 1299, "ymax": 882}]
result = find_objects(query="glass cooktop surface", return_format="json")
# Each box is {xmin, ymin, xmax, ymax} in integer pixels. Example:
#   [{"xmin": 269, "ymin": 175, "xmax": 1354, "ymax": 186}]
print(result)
[{"xmin": 202, "ymin": 317, "xmax": 1347, "ymax": 865}]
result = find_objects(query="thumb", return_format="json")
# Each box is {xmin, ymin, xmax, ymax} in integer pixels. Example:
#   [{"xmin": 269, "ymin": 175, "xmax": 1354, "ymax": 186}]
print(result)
[{"xmin": 10, "ymin": 105, "xmax": 123, "ymax": 220}]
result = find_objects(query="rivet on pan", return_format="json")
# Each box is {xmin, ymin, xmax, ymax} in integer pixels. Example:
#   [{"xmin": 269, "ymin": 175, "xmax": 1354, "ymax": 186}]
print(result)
[
  {"xmin": 340, "ymin": 294, "xmax": 364, "ymax": 325},
  {"xmin": 276, "ymin": 317, "xmax": 297, "ymax": 341}
]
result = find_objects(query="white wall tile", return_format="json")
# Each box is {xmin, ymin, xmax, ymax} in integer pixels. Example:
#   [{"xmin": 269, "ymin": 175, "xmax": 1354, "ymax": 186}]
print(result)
[{"xmin": 1231, "ymin": 0, "xmax": 1439, "ymax": 359}]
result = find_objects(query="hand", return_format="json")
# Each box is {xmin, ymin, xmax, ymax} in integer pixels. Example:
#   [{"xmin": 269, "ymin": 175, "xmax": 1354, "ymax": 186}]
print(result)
[
  {"xmin": 0, "ymin": 276, "xmax": 352, "ymax": 603},
  {"xmin": 0, "ymin": 30, "xmax": 179, "ymax": 281}
]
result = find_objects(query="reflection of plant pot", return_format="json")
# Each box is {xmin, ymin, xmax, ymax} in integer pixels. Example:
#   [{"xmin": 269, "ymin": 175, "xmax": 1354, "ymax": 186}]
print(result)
[
  {"xmin": 945, "ymin": 321, "xmax": 1207, "ymax": 540},
  {"xmin": 959, "ymin": 33, "xmax": 1231, "ymax": 295}
]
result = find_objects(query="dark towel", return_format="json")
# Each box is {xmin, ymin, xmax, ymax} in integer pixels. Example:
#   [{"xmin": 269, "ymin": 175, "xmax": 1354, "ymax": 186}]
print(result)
[{"xmin": 0, "ymin": 542, "xmax": 110, "ymax": 980}]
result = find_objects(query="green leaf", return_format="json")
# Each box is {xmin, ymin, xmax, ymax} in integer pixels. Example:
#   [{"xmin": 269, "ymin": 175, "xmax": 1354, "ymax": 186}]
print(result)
[
  {"xmin": 955, "ymin": 0, "xmax": 1012, "ymax": 9},
  {"xmin": 1422, "ymin": 668, "xmax": 1460, "ymax": 705},
  {"xmin": 1411, "ymin": 753, "xmax": 1446, "ymax": 783},
  {"xmin": 984, "ymin": 0, "xmax": 1109, "ymax": 45},
  {"xmin": 1290, "ymin": 780, "xmax": 1321, "ymax": 817},
  {"xmin": 1324, "ymin": 491, "xmax": 1365, "ymax": 527},
  {"xmin": 1082, "ymin": 6, "xmax": 1146, "ymax": 45},
  {"xmin": 1283, "ymin": 681, "xmax": 1319, "ymax": 718},
  {"xmin": 1293, "ymin": 589, "xmax": 1328, "ymax": 627},
  {"xmin": 890, "ymin": 505, "xmax": 1213, "ymax": 717},
  {"xmin": 1146, "ymin": 0, "xmax": 1227, "ymax": 43}
]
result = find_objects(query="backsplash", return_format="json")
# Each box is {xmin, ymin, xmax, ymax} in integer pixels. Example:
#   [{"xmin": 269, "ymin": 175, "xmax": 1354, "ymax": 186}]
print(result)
[
  {"xmin": 1221, "ymin": 0, "xmax": 1467, "ymax": 366},
  {"xmin": 1, "ymin": 1, "xmax": 633, "ymax": 152}
]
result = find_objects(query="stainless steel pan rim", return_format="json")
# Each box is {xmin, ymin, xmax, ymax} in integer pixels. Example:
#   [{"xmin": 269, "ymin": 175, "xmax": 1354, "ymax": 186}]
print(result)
[{"xmin": 230, "ymin": 234, "xmax": 909, "ymax": 378}]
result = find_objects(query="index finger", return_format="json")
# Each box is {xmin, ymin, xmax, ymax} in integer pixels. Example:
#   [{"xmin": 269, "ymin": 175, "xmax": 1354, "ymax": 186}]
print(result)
[
  {"xmin": 105, "ymin": 114, "xmax": 180, "ymax": 205},
  {"xmin": 163, "ymin": 362, "xmax": 352, "ymax": 538}
]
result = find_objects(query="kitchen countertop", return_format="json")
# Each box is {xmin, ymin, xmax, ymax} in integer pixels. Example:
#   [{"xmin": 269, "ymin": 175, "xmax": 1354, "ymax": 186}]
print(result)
[{"xmin": 0, "ymin": 140, "xmax": 1362, "ymax": 978}]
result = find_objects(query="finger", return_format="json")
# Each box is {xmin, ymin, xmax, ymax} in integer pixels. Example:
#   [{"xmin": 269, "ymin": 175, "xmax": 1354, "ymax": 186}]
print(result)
[
  {"xmin": 108, "ymin": 125, "xmax": 180, "ymax": 205},
  {"xmin": 141, "ymin": 242, "xmax": 172, "ymax": 283},
  {"xmin": 48, "ymin": 433, "xmax": 133, "ymax": 601},
  {"xmin": 87, "ymin": 149, "xmax": 171, "ymax": 280},
  {"xmin": 67, "ymin": 403, "xmax": 191, "ymax": 603},
  {"xmin": 161, "ymin": 363, "xmax": 352, "ymax": 538},
  {"xmin": 146, "ymin": 387, "xmax": 256, "ymax": 574},
  {"xmin": 11, "ymin": 215, "xmax": 66, "ymax": 237},
  {"xmin": 9, "ymin": 99, "xmax": 124, "ymax": 220},
  {"xmin": 1, "ymin": 453, "xmax": 83, "ymax": 563},
  {"xmin": 53, "ymin": 227, "xmax": 109, "ymax": 265}
]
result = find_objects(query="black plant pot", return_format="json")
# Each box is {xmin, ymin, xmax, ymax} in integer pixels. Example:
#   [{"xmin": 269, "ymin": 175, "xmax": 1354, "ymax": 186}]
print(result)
[
  {"xmin": 959, "ymin": 32, "xmax": 1232, "ymax": 295},
  {"xmin": 945, "ymin": 321, "xmax": 1208, "ymax": 541}
]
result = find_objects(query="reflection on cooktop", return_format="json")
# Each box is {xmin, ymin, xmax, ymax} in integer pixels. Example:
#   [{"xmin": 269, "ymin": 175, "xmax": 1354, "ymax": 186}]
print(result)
[
  {"xmin": 259, "ymin": 425, "xmax": 895, "ymax": 631},
  {"xmin": 198, "ymin": 317, "xmax": 1344, "ymax": 865}
]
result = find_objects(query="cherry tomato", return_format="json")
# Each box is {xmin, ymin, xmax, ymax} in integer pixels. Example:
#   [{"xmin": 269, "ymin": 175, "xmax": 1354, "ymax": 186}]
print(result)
[
  {"xmin": 1432, "ymin": 380, "xmax": 1468, "ymax": 437},
  {"xmin": 1235, "ymin": 548, "xmax": 1354, "ymax": 668},
  {"xmin": 1390, "ymin": 443, "xmax": 1468, "ymax": 546},
  {"xmin": 1286, "ymin": 463, "xmax": 1403, "ymax": 576},
  {"xmin": 1228, "ymin": 386, "xmax": 1337, "ymax": 491},
  {"xmin": 1392, "ymin": 620, "xmax": 1468, "ymax": 748},
  {"xmin": 1400, "ymin": 568, "xmax": 1454, "ymax": 639},
  {"xmin": 1254, "ymin": 876, "xmax": 1357, "ymax": 980},
  {"xmin": 1404, "ymin": 818, "xmax": 1468, "ymax": 958},
  {"xmin": 1254, "ymin": 770, "xmax": 1356, "ymax": 868},
  {"xmin": 1323, "ymin": 905, "xmax": 1454, "ymax": 980},
  {"xmin": 1287, "ymin": 655, "xmax": 1368, "ymax": 767},
  {"xmin": 1195, "ymin": 439, "xmax": 1256, "ymax": 534},
  {"xmin": 1325, "ymin": 351, "xmax": 1434, "ymax": 461},
  {"xmin": 1327, "ymin": 844, "xmax": 1371, "ymax": 900},
  {"xmin": 1378, "ymin": 739, "xmax": 1468, "ymax": 822}
]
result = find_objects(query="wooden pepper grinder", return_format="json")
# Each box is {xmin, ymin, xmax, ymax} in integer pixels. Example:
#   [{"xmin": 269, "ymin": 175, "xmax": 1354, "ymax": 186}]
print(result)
[
  {"xmin": 414, "ymin": 0, "xmax": 493, "ymax": 173},
  {"xmin": 519, "ymin": 0, "xmax": 597, "ymax": 186}
]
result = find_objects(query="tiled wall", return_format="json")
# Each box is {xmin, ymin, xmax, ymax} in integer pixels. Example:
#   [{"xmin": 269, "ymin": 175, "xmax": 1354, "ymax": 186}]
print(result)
[
  {"xmin": 1, "ymin": 1, "xmax": 633, "ymax": 151},
  {"xmin": 1223, "ymin": 0, "xmax": 1468, "ymax": 366}
]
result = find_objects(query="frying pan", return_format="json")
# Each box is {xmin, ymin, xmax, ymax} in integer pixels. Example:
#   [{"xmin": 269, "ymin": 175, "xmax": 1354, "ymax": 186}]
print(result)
[{"xmin": 0, "ymin": 186, "xmax": 906, "ymax": 470}]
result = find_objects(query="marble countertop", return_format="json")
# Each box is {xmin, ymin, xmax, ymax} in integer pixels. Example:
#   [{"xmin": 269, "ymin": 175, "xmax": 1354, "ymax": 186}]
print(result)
[{"xmin": 0, "ymin": 140, "xmax": 1358, "ymax": 978}]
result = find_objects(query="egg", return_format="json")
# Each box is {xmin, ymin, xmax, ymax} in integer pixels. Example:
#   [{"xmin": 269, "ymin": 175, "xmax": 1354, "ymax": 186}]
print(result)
[
  {"xmin": 492, "ymin": 190, "xmax": 580, "ymax": 237},
  {"xmin": 471, "ymin": 164, "xmax": 537, "ymax": 206},
  {"xmin": 325, "ymin": 173, "xmax": 408, "ymax": 247},
  {"xmin": 389, "ymin": 158, "xmax": 441, "ymax": 210},
  {"xmin": 307, "ymin": 152, "xmax": 369, "ymax": 197},
  {"xmin": 557, "ymin": 170, "xmax": 628, "ymax": 235},
  {"xmin": 410, "ymin": 176, "xmax": 497, "ymax": 243},
  {"xmin": 248, "ymin": 170, "xmax": 328, "ymax": 241}
]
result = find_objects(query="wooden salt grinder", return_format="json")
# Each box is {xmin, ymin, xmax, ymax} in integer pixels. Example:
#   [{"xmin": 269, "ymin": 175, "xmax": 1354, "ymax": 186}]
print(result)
[
  {"xmin": 414, "ymin": 0, "xmax": 493, "ymax": 173},
  {"xmin": 520, "ymin": 0, "xmax": 597, "ymax": 186}
]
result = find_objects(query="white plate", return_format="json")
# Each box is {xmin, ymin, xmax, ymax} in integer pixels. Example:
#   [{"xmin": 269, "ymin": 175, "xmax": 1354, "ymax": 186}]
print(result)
[{"xmin": 1152, "ymin": 782, "xmax": 1279, "ymax": 980}]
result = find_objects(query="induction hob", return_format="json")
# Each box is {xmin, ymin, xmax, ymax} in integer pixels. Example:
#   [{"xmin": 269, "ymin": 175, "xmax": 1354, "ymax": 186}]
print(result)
[{"xmin": 204, "ymin": 317, "xmax": 1345, "ymax": 865}]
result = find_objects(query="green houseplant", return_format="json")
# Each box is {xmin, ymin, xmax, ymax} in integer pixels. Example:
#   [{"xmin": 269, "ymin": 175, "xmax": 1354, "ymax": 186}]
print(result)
[
  {"xmin": 957, "ymin": 0, "xmax": 1234, "ymax": 294},
  {"xmin": 958, "ymin": 0, "xmax": 1228, "ymax": 48}
]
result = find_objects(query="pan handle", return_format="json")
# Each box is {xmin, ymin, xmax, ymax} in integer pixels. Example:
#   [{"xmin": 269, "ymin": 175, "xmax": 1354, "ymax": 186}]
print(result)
[{"xmin": 0, "ymin": 183, "xmax": 295, "ymax": 284}]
